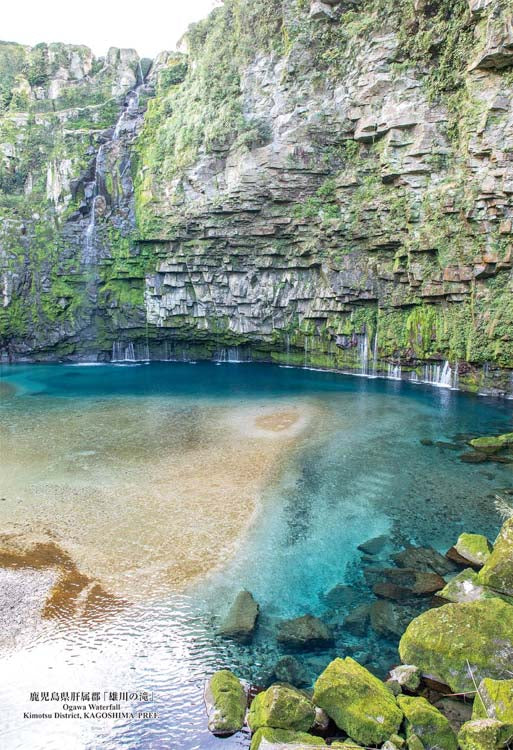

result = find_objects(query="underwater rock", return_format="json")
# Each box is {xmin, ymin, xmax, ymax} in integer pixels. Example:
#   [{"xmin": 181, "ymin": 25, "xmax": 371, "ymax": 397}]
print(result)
[
  {"xmin": 458, "ymin": 719, "xmax": 513, "ymax": 750},
  {"xmin": 460, "ymin": 452, "xmax": 489, "ymax": 464},
  {"xmin": 399, "ymin": 599, "xmax": 513, "ymax": 692},
  {"xmin": 313, "ymin": 657, "xmax": 403, "ymax": 745},
  {"xmin": 218, "ymin": 589, "xmax": 259, "ymax": 643},
  {"xmin": 374, "ymin": 582, "xmax": 414, "ymax": 601},
  {"xmin": 397, "ymin": 695, "xmax": 458, "ymax": 750},
  {"xmin": 249, "ymin": 726, "xmax": 326, "ymax": 749},
  {"xmin": 204, "ymin": 669, "xmax": 246, "ymax": 736},
  {"xmin": 380, "ymin": 568, "xmax": 446, "ymax": 595},
  {"xmin": 248, "ymin": 684, "xmax": 316, "ymax": 733},
  {"xmin": 392, "ymin": 547, "xmax": 457, "ymax": 576},
  {"xmin": 455, "ymin": 533, "xmax": 493, "ymax": 567},
  {"xmin": 472, "ymin": 678, "xmax": 513, "ymax": 723},
  {"xmin": 322, "ymin": 583, "xmax": 360, "ymax": 610},
  {"xmin": 357, "ymin": 535, "xmax": 389, "ymax": 555},
  {"xmin": 388, "ymin": 664, "xmax": 421, "ymax": 691},
  {"xmin": 277, "ymin": 615, "xmax": 334, "ymax": 649},
  {"xmin": 477, "ymin": 518, "xmax": 513, "ymax": 596},
  {"xmin": 273, "ymin": 656, "xmax": 310, "ymax": 688},
  {"xmin": 370, "ymin": 599, "xmax": 419, "ymax": 639},
  {"xmin": 343, "ymin": 604, "xmax": 371, "ymax": 636}
]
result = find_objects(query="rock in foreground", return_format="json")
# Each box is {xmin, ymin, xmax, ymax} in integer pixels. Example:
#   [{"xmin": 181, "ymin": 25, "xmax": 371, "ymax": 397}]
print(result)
[
  {"xmin": 478, "ymin": 518, "xmax": 513, "ymax": 596},
  {"xmin": 204, "ymin": 670, "xmax": 246, "ymax": 736},
  {"xmin": 397, "ymin": 695, "xmax": 457, "ymax": 750},
  {"xmin": 248, "ymin": 684, "xmax": 316, "ymax": 733},
  {"xmin": 250, "ymin": 727, "xmax": 326, "ymax": 749},
  {"xmin": 313, "ymin": 657, "xmax": 403, "ymax": 745},
  {"xmin": 399, "ymin": 599, "xmax": 513, "ymax": 692}
]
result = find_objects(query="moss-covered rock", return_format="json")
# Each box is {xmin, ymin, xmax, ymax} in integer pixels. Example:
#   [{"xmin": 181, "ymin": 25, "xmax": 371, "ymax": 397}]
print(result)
[
  {"xmin": 473, "ymin": 679, "xmax": 513, "ymax": 723},
  {"xmin": 478, "ymin": 519, "xmax": 513, "ymax": 596},
  {"xmin": 438, "ymin": 569, "xmax": 487, "ymax": 603},
  {"xmin": 204, "ymin": 669, "xmax": 246, "ymax": 736},
  {"xmin": 470, "ymin": 434, "xmax": 513, "ymax": 454},
  {"xmin": 406, "ymin": 735, "xmax": 425, "ymax": 750},
  {"xmin": 249, "ymin": 726, "xmax": 326, "ymax": 749},
  {"xmin": 399, "ymin": 599, "xmax": 513, "ymax": 692},
  {"xmin": 458, "ymin": 718, "xmax": 513, "ymax": 750},
  {"xmin": 312, "ymin": 657, "xmax": 403, "ymax": 745},
  {"xmin": 397, "ymin": 695, "xmax": 458, "ymax": 750},
  {"xmin": 248, "ymin": 684, "xmax": 316, "ymax": 733},
  {"xmin": 455, "ymin": 533, "xmax": 493, "ymax": 567}
]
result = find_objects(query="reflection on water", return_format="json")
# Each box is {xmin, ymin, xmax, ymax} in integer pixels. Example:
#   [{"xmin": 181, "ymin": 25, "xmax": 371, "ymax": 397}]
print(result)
[{"xmin": 0, "ymin": 362, "xmax": 512, "ymax": 749}]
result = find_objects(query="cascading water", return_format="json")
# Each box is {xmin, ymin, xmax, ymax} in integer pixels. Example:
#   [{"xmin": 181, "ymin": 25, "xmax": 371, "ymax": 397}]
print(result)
[
  {"xmin": 112, "ymin": 341, "xmax": 136, "ymax": 362},
  {"xmin": 357, "ymin": 333, "xmax": 369, "ymax": 376},
  {"xmin": 421, "ymin": 360, "xmax": 457, "ymax": 389},
  {"xmin": 387, "ymin": 363, "xmax": 402, "ymax": 380},
  {"xmin": 371, "ymin": 333, "xmax": 378, "ymax": 377}
]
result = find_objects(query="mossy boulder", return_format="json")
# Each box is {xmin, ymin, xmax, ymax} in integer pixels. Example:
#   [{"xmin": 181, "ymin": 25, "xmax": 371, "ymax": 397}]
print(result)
[
  {"xmin": 218, "ymin": 589, "xmax": 259, "ymax": 643},
  {"xmin": 470, "ymin": 434, "xmax": 513, "ymax": 454},
  {"xmin": 455, "ymin": 534, "xmax": 493, "ymax": 567},
  {"xmin": 204, "ymin": 669, "xmax": 246, "ymax": 736},
  {"xmin": 248, "ymin": 684, "xmax": 316, "ymax": 733},
  {"xmin": 312, "ymin": 657, "xmax": 403, "ymax": 745},
  {"xmin": 458, "ymin": 719, "xmax": 513, "ymax": 750},
  {"xmin": 478, "ymin": 519, "xmax": 513, "ymax": 596},
  {"xmin": 406, "ymin": 736, "xmax": 425, "ymax": 750},
  {"xmin": 399, "ymin": 599, "xmax": 513, "ymax": 692},
  {"xmin": 438, "ymin": 569, "xmax": 487, "ymax": 603},
  {"xmin": 397, "ymin": 695, "xmax": 457, "ymax": 750},
  {"xmin": 473, "ymin": 679, "xmax": 513, "ymax": 723},
  {"xmin": 249, "ymin": 726, "xmax": 326, "ymax": 749}
]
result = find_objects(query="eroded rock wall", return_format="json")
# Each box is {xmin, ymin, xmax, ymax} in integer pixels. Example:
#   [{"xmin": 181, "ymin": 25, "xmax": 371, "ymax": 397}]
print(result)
[{"xmin": 1, "ymin": 1, "xmax": 512, "ymax": 394}]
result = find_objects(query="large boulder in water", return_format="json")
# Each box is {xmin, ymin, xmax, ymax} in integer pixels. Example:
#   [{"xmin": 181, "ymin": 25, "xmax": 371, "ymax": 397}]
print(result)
[
  {"xmin": 397, "ymin": 695, "xmax": 458, "ymax": 750},
  {"xmin": 470, "ymin": 433, "xmax": 513, "ymax": 454},
  {"xmin": 277, "ymin": 615, "xmax": 333, "ymax": 649},
  {"xmin": 472, "ymin": 678, "xmax": 513, "ymax": 723},
  {"xmin": 218, "ymin": 589, "xmax": 259, "ymax": 643},
  {"xmin": 312, "ymin": 657, "xmax": 403, "ymax": 745},
  {"xmin": 204, "ymin": 670, "xmax": 246, "ymax": 736},
  {"xmin": 248, "ymin": 684, "xmax": 316, "ymax": 733},
  {"xmin": 478, "ymin": 518, "xmax": 513, "ymax": 596},
  {"xmin": 273, "ymin": 656, "xmax": 309, "ymax": 688},
  {"xmin": 250, "ymin": 727, "xmax": 326, "ymax": 749},
  {"xmin": 399, "ymin": 599, "xmax": 513, "ymax": 692},
  {"xmin": 392, "ymin": 546, "xmax": 457, "ymax": 576}
]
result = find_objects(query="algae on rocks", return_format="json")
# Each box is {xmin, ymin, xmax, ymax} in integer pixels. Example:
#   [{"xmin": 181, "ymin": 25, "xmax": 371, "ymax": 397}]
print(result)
[
  {"xmin": 399, "ymin": 599, "xmax": 513, "ymax": 692},
  {"xmin": 313, "ymin": 657, "xmax": 403, "ymax": 745},
  {"xmin": 247, "ymin": 684, "xmax": 316, "ymax": 733},
  {"xmin": 204, "ymin": 669, "xmax": 246, "ymax": 736}
]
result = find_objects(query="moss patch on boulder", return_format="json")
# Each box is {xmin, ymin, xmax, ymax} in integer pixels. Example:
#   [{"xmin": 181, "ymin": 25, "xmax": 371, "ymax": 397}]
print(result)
[
  {"xmin": 249, "ymin": 726, "xmax": 326, "ymax": 749},
  {"xmin": 399, "ymin": 599, "xmax": 513, "ymax": 692},
  {"xmin": 248, "ymin": 684, "xmax": 316, "ymax": 733},
  {"xmin": 473, "ymin": 678, "xmax": 513, "ymax": 723},
  {"xmin": 478, "ymin": 518, "xmax": 513, "ymax": 596},
  {"xmin": 397, "ymin": 695, "xmax": 458, "ymax": 750},
  {"xmin": 312, "ymin": 657, "xmax": 403, "ymax": 745},
  {"xmin": 458, "ymin": 718, "xmax": 513, "ymax": 750},
  {"xmin": 455, "ymin": 534, "xmax": 493, "ymax": 567},
  {"xmin": 204, "ymin": 669, "xmax": 246, "ymax": 736}
]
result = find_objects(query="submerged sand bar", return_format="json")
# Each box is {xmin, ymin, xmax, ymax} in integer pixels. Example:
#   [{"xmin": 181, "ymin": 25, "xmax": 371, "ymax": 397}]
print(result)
[{"xmin": 0, "ymin": 396, "xmax": 319, "ymax": 601}]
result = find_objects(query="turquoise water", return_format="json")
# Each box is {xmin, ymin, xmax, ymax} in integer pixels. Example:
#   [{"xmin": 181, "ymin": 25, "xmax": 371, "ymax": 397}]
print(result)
[{"xmin": 0, "ymin": 362, "xmax": 512, "ymax": 750}]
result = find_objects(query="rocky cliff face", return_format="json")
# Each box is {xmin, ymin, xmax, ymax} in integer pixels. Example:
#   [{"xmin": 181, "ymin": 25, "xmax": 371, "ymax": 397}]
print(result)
[{"xmin": 1, "ymin": 0, "xmax": 513, "ymax": 396}]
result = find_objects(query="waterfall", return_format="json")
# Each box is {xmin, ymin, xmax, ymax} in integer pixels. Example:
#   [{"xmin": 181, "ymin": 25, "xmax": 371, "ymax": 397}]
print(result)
[
  {"xmin": 422, "ymin": 360, "xmax": 457, "ymax": 389},
  {"xmin": 387, "ymin": 363, "xmax": 402, "ymax": 380},
  {"xmin": 213, "ymin": 347, "xmax": 249, "ymax": 363},
  {"xmin": 371, "ymin": 333, "xmax": 378, "ymax": 376},
  {"xmin": 285, "ymin": 333, "xmax": 290, "ymax": 364},
  {"xmin": 357, "ymin": 333, "xmax": 369, "ymax": 375},
  {"xmin": 113, "ymin": 91, "xmax": 140, "ymax": 140},
  {"xmin": 304, "ymin": 336, "xmax": 309, "ymax": 366},
  {"xmin": 112, "ymin": 341, "xmax": 136, "ymax": 362}
]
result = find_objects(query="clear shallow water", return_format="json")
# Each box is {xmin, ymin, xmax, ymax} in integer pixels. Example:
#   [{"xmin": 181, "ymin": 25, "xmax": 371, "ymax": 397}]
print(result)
[{"xmin": 0, "ymin": 362, "xmax": 512, "ymax": 750}]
